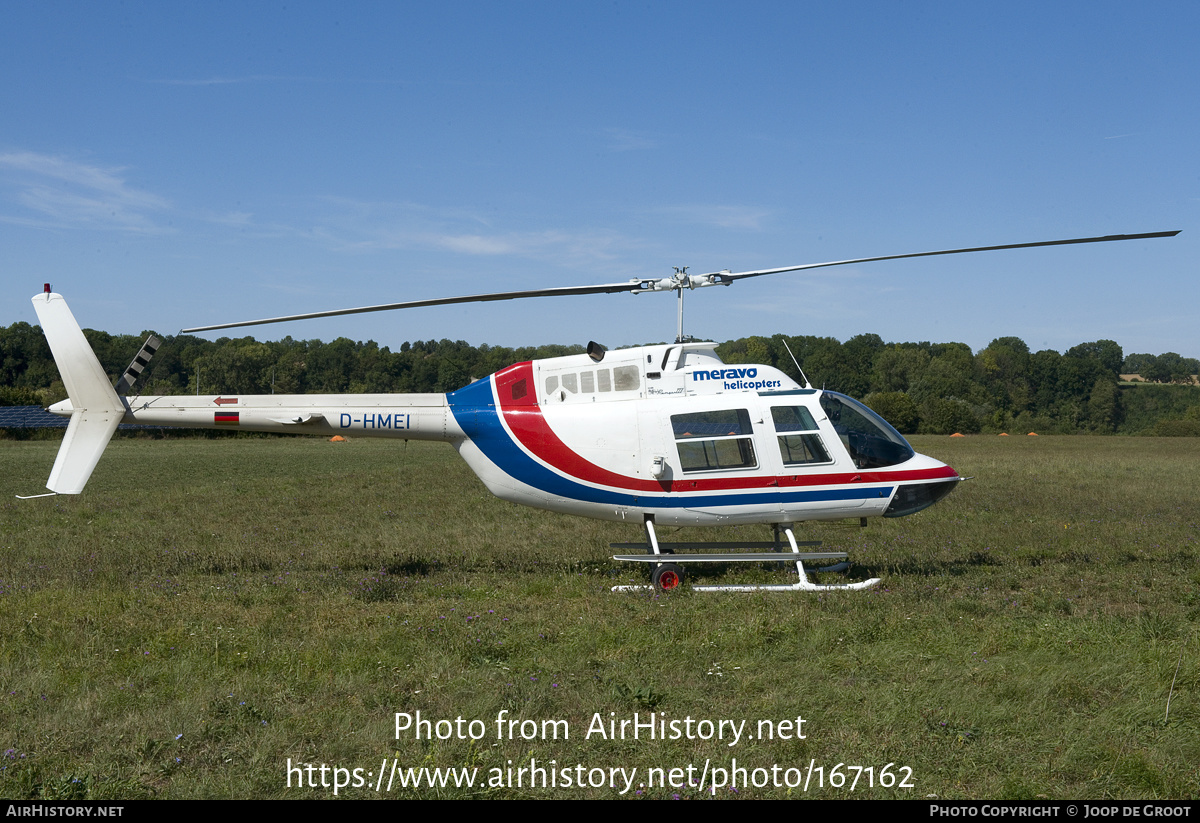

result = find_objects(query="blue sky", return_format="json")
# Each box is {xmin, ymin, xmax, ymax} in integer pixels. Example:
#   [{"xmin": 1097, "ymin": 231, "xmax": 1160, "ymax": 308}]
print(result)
[{"xmin": 2, "ymin": 2, "xmax": 1196, "ymax": 359}]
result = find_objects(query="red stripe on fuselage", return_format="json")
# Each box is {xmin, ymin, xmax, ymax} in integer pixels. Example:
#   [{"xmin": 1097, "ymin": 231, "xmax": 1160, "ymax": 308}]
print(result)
[
  {"xmin": 491, "ymin": 361, "xmax": 959, "ymax": 492},
  {"xmin": 495, "ymin": 363, "xmax": 664, "ymax": 492}
]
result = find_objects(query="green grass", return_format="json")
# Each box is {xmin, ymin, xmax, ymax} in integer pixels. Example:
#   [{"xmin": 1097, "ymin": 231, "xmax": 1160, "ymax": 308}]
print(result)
[{"xmin": 0, "ymin": 435, "xmax": 1197, "ymax": 798}]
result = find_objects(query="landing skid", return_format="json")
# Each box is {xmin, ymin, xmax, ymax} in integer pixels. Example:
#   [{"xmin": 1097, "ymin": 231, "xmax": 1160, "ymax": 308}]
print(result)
[{"xmin": 611, "ymin": 520, "xmax": 881, "ymax": 593}]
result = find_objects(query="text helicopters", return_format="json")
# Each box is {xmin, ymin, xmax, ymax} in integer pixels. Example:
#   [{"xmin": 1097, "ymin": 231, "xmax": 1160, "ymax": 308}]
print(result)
[{"xmin": 27, "ymin": 230, "xmax": 1179, "ymax": 592}]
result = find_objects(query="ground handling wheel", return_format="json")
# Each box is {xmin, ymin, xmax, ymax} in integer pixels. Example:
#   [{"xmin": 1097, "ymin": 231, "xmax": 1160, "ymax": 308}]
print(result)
[{"xmin": 651, "ymin": 563, "xmax": 684, "ymax": 592}]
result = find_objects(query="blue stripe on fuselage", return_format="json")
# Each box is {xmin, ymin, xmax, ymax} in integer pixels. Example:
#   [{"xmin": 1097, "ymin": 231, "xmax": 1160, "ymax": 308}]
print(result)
[{"xmin": 446, "ymin": 376, "xmax": 890, "ymax": 509}]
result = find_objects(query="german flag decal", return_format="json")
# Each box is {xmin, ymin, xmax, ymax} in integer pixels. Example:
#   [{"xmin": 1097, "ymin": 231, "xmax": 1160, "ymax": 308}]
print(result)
[{"xmin": 214, "ymin": 411, "xmax": 240, "ymax": 424}]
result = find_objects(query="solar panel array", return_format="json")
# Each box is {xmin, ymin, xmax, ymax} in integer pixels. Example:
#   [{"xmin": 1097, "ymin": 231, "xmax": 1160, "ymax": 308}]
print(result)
[
  {"xmin": 0, "ymin": 406, "xmax": 160, "ymax": 431},
  {"xmin": 0, "ymin": 406, "xmax": 68, "ymax": 428}
]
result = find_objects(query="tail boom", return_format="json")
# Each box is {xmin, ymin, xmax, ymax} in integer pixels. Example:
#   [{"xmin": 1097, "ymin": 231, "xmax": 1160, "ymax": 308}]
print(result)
[
  {"xmin": 30, "ymin": 291, "xmax": 458, "ymax": 496},
  {"xmin": 118, "ymin": 394, "xmax": 454, "ymax": 440}
]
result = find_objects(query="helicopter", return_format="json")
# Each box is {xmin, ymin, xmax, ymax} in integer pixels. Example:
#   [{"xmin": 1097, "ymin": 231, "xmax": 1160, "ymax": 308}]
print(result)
[{"xmin": 25, "ymin": 230, "xmax": 1179, "ymax": 592}]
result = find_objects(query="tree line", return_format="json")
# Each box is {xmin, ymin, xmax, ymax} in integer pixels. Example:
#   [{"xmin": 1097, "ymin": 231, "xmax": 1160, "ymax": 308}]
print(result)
[{"xmin": 1, "ymin": 321, "xmax": 1198, "ymax": 436}]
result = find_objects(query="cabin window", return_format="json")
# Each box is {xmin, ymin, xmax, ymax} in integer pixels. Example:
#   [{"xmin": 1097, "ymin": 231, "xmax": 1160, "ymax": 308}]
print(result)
[
  {"xmin": 771, "ymin": 406, "xmax": 831, "ymax": 465},
  {"xmin": 671, "ymin": 409, "xmax": 757, "ymax": 472},
  {"xmin": 661, "ymin": 346, "xmax": 682, "ymax": 371},
  {"xmin": 777, "ymin": 434, "xmax": 831, "ymax": 465},
  {"xmin": 545, "ymin": 366, "xmax": 634, "ymax": 399},
  {"xmin": 819, "ymin": 392, "xmax": 915, "ymax": 469},
  {"xmin": 613, "ymin": 365, "xmax": 639, "ymax": 392}
]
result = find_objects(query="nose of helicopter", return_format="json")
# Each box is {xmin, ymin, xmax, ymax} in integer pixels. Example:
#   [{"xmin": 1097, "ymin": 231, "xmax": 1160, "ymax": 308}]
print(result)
[{"xmin": 883, "ymin": 451, "xmax": 963, "ymax": 518}]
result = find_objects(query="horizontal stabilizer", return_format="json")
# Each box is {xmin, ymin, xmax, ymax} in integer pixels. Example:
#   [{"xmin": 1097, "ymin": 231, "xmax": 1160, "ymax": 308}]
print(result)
[{"xmin": 46, "ymin": 410, "xmax": 122, "ymax": 494}]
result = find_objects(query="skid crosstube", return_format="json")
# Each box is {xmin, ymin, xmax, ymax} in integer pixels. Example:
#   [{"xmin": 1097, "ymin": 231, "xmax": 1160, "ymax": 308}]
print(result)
[
  {"xmin": 611, "ymin": 520, "xmax": 880, "ymax": 592},
  {"xmin": 610, "ymin": 540, "xmax": 824, "ymax": 550},
  {"xmin": 612, "ymin": 551, "xmax": 847, "ymax": 564}
]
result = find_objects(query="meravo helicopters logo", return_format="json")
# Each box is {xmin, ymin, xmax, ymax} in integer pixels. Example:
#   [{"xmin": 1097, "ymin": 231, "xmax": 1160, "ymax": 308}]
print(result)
[
  {"xmin": 692, "ymin": 368, "xmax": 758, "ymax": 381},
  {"xmin": 691, "ymin": 368, "xmax": 782, "ymax": 391}
]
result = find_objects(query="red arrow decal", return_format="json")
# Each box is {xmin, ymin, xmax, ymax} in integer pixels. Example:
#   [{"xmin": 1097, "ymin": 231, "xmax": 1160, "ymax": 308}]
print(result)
[{"xmin": 213, "ymin": 396, "xmax": 239, "ymax": 406}]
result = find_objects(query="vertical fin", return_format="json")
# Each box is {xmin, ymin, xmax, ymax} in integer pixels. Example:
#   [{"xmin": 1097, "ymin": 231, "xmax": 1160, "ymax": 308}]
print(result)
[{"xmin": 31, "ymin": 292, "xmax": 125, "ymax": 494}]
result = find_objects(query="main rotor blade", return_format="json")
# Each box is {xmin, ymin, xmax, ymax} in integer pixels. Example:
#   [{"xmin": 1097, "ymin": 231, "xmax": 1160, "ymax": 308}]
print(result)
[
  {"xmin": 182, "ymin": 229, "xmax": 1179, "ymax": 333},
  {"xmin": 181, "ymin": 280, "xmax": 648, "ymax": 333},
  {"xmin": 707, "ymin": 230, "xmax": 1181, "ymax": 281}
]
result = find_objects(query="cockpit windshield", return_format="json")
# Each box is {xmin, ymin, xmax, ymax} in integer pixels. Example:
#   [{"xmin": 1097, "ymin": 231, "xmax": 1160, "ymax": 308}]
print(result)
[{"xmin": 819, "ymin": 392, "xmax": 915, "ymax": 469}]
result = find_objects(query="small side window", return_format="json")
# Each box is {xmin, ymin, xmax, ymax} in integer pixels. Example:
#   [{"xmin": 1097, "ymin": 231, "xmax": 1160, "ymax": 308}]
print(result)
[{"xmin": 613, "ymin": 366, "xmax": 639, "ymax": 391}]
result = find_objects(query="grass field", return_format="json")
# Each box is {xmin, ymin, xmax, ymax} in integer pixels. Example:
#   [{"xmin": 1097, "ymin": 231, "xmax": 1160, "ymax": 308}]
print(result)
[{"xmin": 1, "ymin": 434, "xmax": 1197, "ymax": 799}]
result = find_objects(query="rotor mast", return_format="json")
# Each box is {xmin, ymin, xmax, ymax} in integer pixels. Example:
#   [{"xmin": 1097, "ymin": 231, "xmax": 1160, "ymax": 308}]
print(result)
[{"xmin": 673, "ymin": 267, "xmax": 687, "ymax": 343}]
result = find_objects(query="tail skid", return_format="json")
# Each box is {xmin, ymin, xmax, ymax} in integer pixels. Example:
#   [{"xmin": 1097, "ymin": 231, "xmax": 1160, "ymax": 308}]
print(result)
[{"xmin": 27, "ymin": 293, "xmax": 126, "ymax": 495}]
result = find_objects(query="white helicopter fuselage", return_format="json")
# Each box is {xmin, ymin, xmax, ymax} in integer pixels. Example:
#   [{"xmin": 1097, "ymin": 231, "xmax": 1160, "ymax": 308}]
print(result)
[
  {"xmin": 446, "ymin": 343, "xmax": 960, "ymax": 526},
  {"xmin": 65, "ymin": 335, "xmax": 959, "ymax": 527}
]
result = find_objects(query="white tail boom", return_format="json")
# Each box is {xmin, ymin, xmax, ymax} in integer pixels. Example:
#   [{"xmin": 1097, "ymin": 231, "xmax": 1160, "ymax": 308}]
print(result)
[
  {"xmin": 26, "ymin": 291, "xmax": 454, "ymax": 497},
  {"xmin": 31, "ymin": 292, "xmax": 126, "ymax": 494}
]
